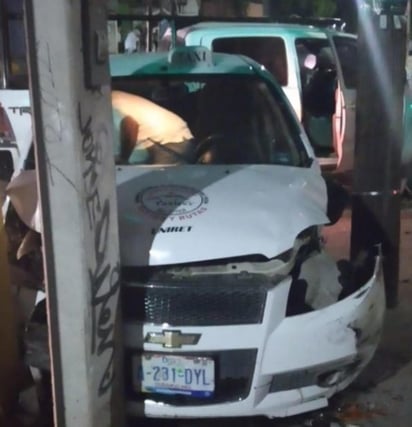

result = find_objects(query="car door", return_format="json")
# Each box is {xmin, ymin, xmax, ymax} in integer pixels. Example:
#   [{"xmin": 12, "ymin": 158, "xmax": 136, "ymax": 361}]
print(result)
[{"xmin": 327, "ymin": 33, "xmax": 357, "ymax": 176}]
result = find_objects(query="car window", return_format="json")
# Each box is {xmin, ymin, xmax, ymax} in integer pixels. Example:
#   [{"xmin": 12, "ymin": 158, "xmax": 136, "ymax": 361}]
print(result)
[
  {"xmin": 212, "ymin": 37, "xmax": 288, "ymax": 86},
  {"xmin": 295, "ymin": 38, "xmax": 333, "ymax": 91},
  {"xmin": 111, "ymin": 74, "xmax": 308, "ymax": 167},
  {"xmin": 332, "ymin": 36, "xmax": 357, "ymax": 89}
]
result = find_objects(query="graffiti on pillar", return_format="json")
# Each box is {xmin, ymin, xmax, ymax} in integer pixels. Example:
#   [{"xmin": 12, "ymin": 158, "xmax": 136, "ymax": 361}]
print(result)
[{"xmin": 79, "ymin": 102, "xmax": 120, "ymax": 397}]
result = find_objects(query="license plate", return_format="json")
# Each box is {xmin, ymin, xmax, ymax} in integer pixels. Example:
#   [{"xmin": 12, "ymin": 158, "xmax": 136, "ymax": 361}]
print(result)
[{"xmin": 134, "ymin": 354, "xmax": 215, "ymax": 398}]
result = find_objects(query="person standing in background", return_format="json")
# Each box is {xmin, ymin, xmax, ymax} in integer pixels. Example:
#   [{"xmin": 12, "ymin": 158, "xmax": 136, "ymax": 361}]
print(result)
[{"xmin": 124, "ymin": 27, "xmax": 140, "ymax": 53}]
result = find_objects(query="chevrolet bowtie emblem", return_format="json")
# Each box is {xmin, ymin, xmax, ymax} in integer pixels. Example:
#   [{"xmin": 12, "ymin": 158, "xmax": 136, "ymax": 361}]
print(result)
[{"xmin": 145, "ymin": 330, "xmax": 201, "ymax": 348}]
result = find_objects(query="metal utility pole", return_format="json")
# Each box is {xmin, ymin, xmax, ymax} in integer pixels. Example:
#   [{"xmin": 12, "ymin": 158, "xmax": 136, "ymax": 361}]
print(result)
[
  {"xmin": 25, "ymin": 0, "xmax": 122, "ymax": 425},
  {"xmin": 351, "ymin": 0, "xmax": 409, "ymax": 307}
]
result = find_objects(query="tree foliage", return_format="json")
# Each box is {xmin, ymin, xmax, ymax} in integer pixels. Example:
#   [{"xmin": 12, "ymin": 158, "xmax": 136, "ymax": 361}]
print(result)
[
  {"xmin": 270, "ymin": 0, "xmax": 336, "ymax": 17},
  {"xmin": 312, "ymin": 0, "xmax": 337, "ymax": 16},
  {"xmin": 269, "ymin": 0, "xmax": 359, "ymax": 32}
]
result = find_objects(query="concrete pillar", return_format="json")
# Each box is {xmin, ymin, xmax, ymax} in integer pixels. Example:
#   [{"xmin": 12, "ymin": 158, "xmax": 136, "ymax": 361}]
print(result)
[{"xmin": 24, "ymin": 0, "xmax": 122, "ymax": 425}]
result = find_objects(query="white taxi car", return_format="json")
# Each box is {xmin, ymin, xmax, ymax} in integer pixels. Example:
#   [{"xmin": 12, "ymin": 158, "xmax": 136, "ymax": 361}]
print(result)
[{"xmin": 109, "ymin": 46, "xmax": 386, "ymax": 419}]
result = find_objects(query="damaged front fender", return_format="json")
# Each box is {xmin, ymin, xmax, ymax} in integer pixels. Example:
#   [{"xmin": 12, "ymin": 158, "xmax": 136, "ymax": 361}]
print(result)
[{"xmin": 258, "ymin": 254, "xmax": 385, "ymax": 417}]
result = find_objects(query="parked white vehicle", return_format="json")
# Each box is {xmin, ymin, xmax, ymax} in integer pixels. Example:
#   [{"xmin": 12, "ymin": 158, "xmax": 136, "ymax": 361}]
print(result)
[
  {"xmin": 160, "ymin": 21, "xmax": 412, "ymax": 182},
  {"xmin": 160, "ymin": 22, "xmax": 357, "ymax": 175}
]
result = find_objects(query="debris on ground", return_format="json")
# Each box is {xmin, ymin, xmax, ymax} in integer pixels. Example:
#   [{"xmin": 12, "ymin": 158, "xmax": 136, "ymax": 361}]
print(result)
[{"xmin": 334, "ymin": 402, "xmax": 387, "ymax": 424}]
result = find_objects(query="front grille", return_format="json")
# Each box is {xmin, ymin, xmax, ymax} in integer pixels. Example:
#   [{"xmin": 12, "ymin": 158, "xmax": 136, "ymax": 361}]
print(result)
[
  {"xmin": 122, "ymin": 273, "xmax": 269, "ymax": 326},
  {"xmin": 125, "ymin": 348, "xmax": 257, "ymax": 406}
]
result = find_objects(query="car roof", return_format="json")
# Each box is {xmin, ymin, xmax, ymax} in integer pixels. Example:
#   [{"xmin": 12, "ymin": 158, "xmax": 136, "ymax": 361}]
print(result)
[
  {"xmin": 110, "ymin": 48, "xmax": 265, "ymax": 77},
  {"xmin": 181, "ymin": 21, "xmax": 332, "ymax": 38}
]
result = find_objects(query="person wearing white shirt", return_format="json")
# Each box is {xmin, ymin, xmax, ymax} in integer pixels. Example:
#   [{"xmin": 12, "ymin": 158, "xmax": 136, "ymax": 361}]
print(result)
[
  {"xmin": 124, "ymin": 28, "xmax": 140, "ymax": 53},
  {"xmin": 112, "ymin": 90, "xmax": 194, "ymax": 164}
]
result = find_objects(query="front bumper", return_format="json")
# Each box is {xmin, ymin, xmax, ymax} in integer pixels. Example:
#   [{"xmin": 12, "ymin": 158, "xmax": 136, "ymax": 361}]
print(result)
[{"xmin": 123, "ymin": 255, "xmax": 385, "ymax": 419}]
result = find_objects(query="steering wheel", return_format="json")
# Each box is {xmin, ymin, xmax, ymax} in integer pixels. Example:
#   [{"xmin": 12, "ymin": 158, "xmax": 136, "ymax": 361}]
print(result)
[{"xmin": 195, "ymin": 133, "xmax": 224, "ymax": 163}]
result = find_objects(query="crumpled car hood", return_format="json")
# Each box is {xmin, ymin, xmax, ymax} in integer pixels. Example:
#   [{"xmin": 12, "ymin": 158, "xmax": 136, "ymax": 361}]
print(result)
[{"xmin": 116, "ymin": 164, "xmax": 329, "ymax": 266}]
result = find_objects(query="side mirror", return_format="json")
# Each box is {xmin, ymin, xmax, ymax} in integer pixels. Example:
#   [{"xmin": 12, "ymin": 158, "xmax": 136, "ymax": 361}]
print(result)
[{"xmin": 325, "ymin": 177, "xmax": 349, "ymax": 225}]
